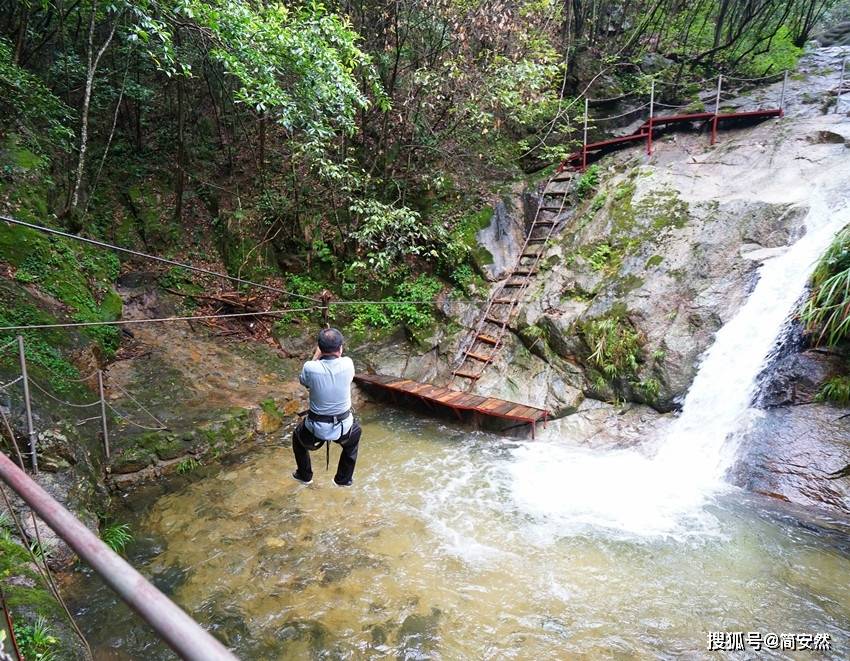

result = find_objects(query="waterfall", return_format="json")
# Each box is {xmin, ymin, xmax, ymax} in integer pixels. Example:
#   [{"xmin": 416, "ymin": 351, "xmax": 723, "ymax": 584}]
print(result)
[{"xmin": 509, "ymin": 198, "xmax": 850, "ymax": 537}]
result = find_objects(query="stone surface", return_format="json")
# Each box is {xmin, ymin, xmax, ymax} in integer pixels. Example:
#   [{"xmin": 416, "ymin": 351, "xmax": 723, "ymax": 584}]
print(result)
[
  {"xmin": 733, "ymin": 404, "xmax": 850, "ymax": 516},
  {"xmin": 758, "ymin": 346, "xmax": 844, "ymax": 408}
]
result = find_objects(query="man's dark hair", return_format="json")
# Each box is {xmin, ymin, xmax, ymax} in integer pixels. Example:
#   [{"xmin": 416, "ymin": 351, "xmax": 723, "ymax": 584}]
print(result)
[{"xmin": 318, "ymin": 327, "xmax": 344, "ymax": 354}]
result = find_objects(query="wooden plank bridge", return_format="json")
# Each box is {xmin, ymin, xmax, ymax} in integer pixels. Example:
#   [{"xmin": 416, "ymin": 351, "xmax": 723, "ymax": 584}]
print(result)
[{"xmin": 354, "ymin": 373, "xmax": 548, "ymax": 437}]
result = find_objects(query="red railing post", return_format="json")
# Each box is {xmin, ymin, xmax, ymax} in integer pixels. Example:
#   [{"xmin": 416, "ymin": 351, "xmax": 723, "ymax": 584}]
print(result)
[
  {"xmin": 581, "ymin": 97, "xmax": 589, "ymax": 171},
  {"xmin": 647, "ymin": 80, "xmax": 655, "ymax": 155},
  {"xmin": 0, "ymin": 451, "xmax": 237, "ymax": 660},
  {"xmin": 711, "ymin": 74, "xmax": 722, "ymax": 145}
]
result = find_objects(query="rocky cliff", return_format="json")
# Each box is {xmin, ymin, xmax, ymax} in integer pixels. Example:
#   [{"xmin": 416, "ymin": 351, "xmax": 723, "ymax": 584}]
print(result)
[{"xmin": 354, "ymin": 45, "xmax": 850, "ymax": 518}]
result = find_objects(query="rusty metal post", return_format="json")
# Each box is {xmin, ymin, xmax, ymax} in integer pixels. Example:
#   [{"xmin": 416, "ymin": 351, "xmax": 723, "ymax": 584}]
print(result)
[
  {"xmin": 16, "ymin": 336, "xmax": 37, "ymax": 473},
  {"xmin": 0, "ymin": 450, "xmax": 237, "ymax": 660},
  {"xmin": 836, "ymin": 58, "xmax": 846, "ymax": 115},
  {"xmin": 647, "ymin": 79, "xmax": 655, "ymax": 155},
  {"xmin": 779, "ymin": 70, "xmax": 788, "ymax": 116},
  {"xmin": 582, "ymin": 96, "xmax": 589, "ymax": 171},
  {"xmin": 711, "ymin": 75, "xmax": 722, "ymax": 145},
  {"xmin": 97, "ymin": 370, "xmax": 110, "ymax": 459}
]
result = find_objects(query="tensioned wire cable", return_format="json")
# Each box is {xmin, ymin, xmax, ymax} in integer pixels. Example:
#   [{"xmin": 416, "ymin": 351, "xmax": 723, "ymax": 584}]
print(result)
[
  {"xmin": 0, "ymin": 308, "xmax": 317, "ymax": 331},
  {"xmin": 0, "ymin": 215, "xmax": 320, "ymax": 303},
  {"xmin": 0, "ymin": 215, "xmax": 481, "ymax": 310}
]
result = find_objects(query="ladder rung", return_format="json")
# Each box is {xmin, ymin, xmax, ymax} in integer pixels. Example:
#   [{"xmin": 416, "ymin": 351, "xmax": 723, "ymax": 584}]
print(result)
[
  {"xmin": 526, "ymin": 238, "xmax": 547, "ymax": 243},
  {"xmin": 534, "ymin": 220, "xmax": 556, "ymax": 225},
  {"xmin": 502, "ymin": 282, "xmax": 523, "ymax": 287},
  {"xmin": 521, "ymin": 251, "xmax": 542, "ymax": 258},
  {"xmin": 453, "ymin": 370, "xmax": 482, "ymax": 380},
  {"xmin": 539, "ymin": 206, "xmax": 563, "ymax": 212},
  {"xmin": 544, "ymin": 189, "xmax": 568, "ymax": 195},
  {"xmin": 484, "ymin": 316, "xmax": 505, "ymax": 325},
  {"xmin": 466, "ymin": 351, "xmax": 492, "ymax": 362},
  {"xmin": 551, "ymin": 174, "xmax": 573, "ymax": 182},
  {"xmin": 492, "ymin": 298, "xmax": 516, "ymax": 304},
  {"xmin": 477, "ymin": 334, "xmax": 500, "ymax": 345},
  {"xmin": 513, "ymin": 270, "xmax": 537, "ymax": 276}
]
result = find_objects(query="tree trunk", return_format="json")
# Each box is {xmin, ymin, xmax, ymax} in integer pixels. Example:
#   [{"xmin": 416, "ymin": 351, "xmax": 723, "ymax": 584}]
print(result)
[
  {"xmin": 174, "ymin": 29, "xmax": 186, "ymax": 225},
  {"xmin": 69, "ymin": 1, "xmax": 119, "ymax": 214},
  {"xmin": 13, "ymin": 5, "xmax": 29, "ymax": 65}
]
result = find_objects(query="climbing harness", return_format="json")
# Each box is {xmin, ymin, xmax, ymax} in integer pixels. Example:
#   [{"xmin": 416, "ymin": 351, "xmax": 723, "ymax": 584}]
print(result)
[{"xmin": 296, "ymin": 409, "xmax": 354, "ymax": 471}]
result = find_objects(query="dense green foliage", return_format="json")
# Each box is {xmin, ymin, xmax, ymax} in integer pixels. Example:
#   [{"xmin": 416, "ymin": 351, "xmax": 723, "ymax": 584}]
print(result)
[{"xmin": 0, "ymin": 0, "xmax": 837, "ymax": 340}]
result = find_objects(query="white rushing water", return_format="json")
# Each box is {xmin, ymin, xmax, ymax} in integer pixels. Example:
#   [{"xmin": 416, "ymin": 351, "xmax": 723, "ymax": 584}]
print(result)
[{"xmin": 509, "ymin": 197, "xmax": 850, "ymax": 538}]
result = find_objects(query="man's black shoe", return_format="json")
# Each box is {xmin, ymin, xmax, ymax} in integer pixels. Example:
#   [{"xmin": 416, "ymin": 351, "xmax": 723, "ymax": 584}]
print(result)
[
  {"xmin": 291, "ymin": 471, "xmax": 313, "ymax": 485},
  {"xmin": 333, "ymin": 477, "xmax": 353, "ymax": 487}
]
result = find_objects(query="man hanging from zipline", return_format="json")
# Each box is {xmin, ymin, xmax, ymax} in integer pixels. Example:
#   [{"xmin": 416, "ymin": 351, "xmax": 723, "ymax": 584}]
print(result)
[{"xmin": 291, "ymin": 327, "xmax": 361, "ymax": 487}]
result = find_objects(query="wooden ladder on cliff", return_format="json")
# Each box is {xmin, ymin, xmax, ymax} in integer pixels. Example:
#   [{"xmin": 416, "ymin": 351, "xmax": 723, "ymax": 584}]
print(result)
[{"xmin": 450, "ymin": 172, "xmax": 575, "ymax": 387}]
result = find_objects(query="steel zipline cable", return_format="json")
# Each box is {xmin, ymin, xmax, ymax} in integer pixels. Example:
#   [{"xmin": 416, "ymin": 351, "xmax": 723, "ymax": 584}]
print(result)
[
  {"xmin": 0, "ymin": 215, "xmax": 320, "ymax": 303},
  {"xmin": 0, "ymin": 215, "xmax": 481, "ymax": 320},
  {"xmin": 0, "ymin": 308, "xmax": 317, "ymax": 332}
]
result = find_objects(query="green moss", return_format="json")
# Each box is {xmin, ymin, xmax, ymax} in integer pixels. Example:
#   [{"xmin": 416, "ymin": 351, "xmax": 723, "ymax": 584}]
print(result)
[
  {"xmin": 640, "ymin": 190, "xmax": 690, "ymax": 230},
  {"xmin": 645, "ymin": 254, "xmax": 663, "ymax": 269},
  {"xmin": 0, "ymin": 221, "xmax": 122, "ymax": 357},
  {"xmin": 453, "ymin": 206, "xmax": 494, "ymax": 268},
  {"xmin": 609, "ymin": 180, "xmax": 637, "ymax": 233},
  {"xmin": 615, "ymin": 274, "xmax": 644, "ymax": 295},
  {"xmin": 0, "ymin": 535, "xmax": 60, "ymax": 617}
]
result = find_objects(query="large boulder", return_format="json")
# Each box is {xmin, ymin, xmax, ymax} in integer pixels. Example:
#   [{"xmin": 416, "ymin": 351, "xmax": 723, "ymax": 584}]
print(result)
[{"xmin": 733, "ymin": 404, "xmax": 850, "ymax": 516}]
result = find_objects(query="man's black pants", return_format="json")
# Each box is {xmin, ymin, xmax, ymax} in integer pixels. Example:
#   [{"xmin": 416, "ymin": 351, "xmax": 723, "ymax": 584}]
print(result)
[{"xmin": 292, "ymin": 418, "xmax": 361, "ymax": 485}]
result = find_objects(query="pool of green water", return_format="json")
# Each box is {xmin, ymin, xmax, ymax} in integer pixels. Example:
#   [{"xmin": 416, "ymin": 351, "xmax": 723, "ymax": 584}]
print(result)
[{"xmin": 69, "ymin": 408, "xmax": 850, "ymax": 659}]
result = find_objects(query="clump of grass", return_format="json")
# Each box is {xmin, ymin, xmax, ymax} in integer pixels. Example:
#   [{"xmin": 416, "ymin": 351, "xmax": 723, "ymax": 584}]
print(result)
[
  {"xmin": 816, "ymin": 376, "xmax": 850, "ymax": 405},
  {"xmin": 100, "ymin": 522, "xmax": 133, "ymax": 554},
  {"xmin": 176, "ymin": 457, "xmax": 202, "ymax": 474},
  {"xmin": 801, "ymin": 226, "xmax": 850, "ymax": 346},
  {"xmin": 581, "ymin": 315, "xmax": 641, "ymax": 380}
]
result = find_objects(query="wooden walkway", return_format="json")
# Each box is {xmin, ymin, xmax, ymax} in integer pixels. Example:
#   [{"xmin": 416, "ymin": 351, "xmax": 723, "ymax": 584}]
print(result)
[
  {"xmin": 354, "ymin": 373, "xmax": 548, "ymax": 437},
  {"xmin": 561, "ymin": 107, "xmax": 782, "ymax": 171}
]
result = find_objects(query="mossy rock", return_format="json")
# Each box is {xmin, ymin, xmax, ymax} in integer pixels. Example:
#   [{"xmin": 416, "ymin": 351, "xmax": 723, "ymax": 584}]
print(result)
[
  {"xmin": 110, "ymin": 446, "xmax": 156, "ymax": 474},
  {"xmin": 136, "ymin": 432, "xmax": 186, "ymax": 461}
]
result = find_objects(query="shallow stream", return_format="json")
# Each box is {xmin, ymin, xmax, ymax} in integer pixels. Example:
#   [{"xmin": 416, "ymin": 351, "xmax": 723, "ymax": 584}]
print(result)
[{"xmin": 69, "ymin": 408, "xmax": 850, "ymax": 659}]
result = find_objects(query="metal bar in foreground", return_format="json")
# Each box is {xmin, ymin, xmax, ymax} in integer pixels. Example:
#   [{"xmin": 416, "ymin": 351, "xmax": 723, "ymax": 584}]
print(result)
[{"xmin": 0, "ymin": 451, "xmax": 237, "ymax": 661}]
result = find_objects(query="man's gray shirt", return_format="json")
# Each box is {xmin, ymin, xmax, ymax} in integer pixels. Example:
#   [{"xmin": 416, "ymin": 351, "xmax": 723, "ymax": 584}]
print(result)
[{"xmin": 300, "ymin": 356, "xmax": 354, "ymax": 440}]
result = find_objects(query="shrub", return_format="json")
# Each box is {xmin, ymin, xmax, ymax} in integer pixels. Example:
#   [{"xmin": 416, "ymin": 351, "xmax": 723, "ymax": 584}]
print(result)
[
  {"xmin": 575, "ymin": 165, "xmax": 600, "ymax": 198},
  {"xmin": 13, "ymin": 617, "xmax": 60, "ymax": 661}
]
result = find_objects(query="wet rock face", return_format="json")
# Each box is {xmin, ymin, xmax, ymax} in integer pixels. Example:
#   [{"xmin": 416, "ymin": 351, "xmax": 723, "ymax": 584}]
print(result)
[
  {"xmin": 476, "ymin": 195, "xmax": 527, "ymax": 281},
  {"xmin": 733, "ymin": 404, "xmax": 850, "ymax": 516},
  {"xmin": 817, "ymin": 21, "xmax": 850, "ymax": 47},
  {"xmin": 758, "ymin": 348, "xmax": 845, "ymax": 407}
]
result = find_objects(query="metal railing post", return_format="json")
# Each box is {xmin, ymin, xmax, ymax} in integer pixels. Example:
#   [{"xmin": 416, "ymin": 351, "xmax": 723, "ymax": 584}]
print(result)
[
  {"xmin": 582, "ymin": 96, "xmax": 589, "ymax": 171},
  {"xmin": 836, "ymin": 58, "xmax": 846, "ymax": 115},
  {"xmin": 779, "ymin": 70, "xmax": 788, "ymax": 116},
  {"xmin": 97, "ymin": 370, "xmax": 110, "ymax": 459},
  {"xmin": 0, "ymin": 451, "xmax": 237, "ymax": 660},
  {"xmin": 647, "ymin": 79, "xmax": 655, "ymax": 156},
  {"xmin": 711, "ymin": 74, "xmax": 722, "ymax": 145},
  {"xmin": 16, "ymin": 336, "xmax": 37, "ymax": 473}
]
